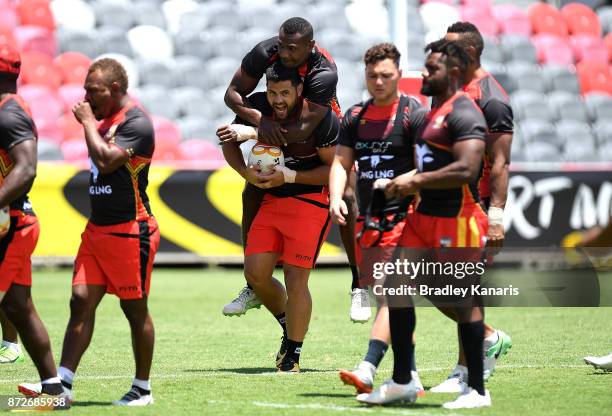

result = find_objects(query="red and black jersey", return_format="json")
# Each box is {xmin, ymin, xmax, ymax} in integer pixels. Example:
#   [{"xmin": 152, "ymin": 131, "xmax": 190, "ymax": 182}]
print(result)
[
  {"xmin": 464, "ymin": 72, "xmax": 513, "ymax": 201},
  {"xmin": 0, "ymin": 94, "xmax": 36, "ymax": 215},
  {"xmin": 339, "ymin": 95, "xmax": 427, "ymax": 216},
  {"xmin": 241, "ymin": 36, "xmax": 341, "ymax": 116},
  {"xmin": 236, "ymin": 92, "xmax": 338, "ymax": 198},
  {"xmin": 89, "ymin": 103, "xmax": 155, "ymax": 226},
  {"xmin": 416, "ymin": 92, "xmax": 487, "ymax": 217}
]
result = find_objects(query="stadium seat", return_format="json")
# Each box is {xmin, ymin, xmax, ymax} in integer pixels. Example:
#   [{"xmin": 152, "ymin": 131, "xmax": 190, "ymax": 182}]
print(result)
[
  {"xmin": 178, "ymin": 139, "xmax": 225, "ymax": 162},
  {"xmin": 420, "ymin": 2, "xmax": 460, "ymax": 34},
  {"xmin": 57, "ymin": 28, "xmax": 101, "ymax": 58},
  {"xmin": 492, "ymin": 4, "xmax": 531, "ymax": 36},
  {"xmin": 593, "ymin": 121, "xmax": 612, "ymax": 147},
  {"xmin": 94, "ymin": 53, "xmax": 139, "ymax": 88},
  {"xmin": 205, "ymin": 29, "xmax": 248, "ymax": 61},
  {"xmin": 319, "ymin": 29, "xmax": 363, "ymax": 62},
  {"xmin": 138, "ymin": 84, "xmax": 180, "ymax": 120},
  {"xmin": 172, "ymin": 55, "xmax": 207, "ymax": 89},
  {"xmin": 531, "ymin": 34, "xmax": 574, "ymax": 66},
  {"xmin": 527, "ymin": 2, "xmax": 569, "ymax": 38},
  {"xmin": 173, "ymin": 31, "xmax": 217, "ymax": 61},
  {"xmin": 584, "ymin": 92, "xmax": 612, "ymax": 121},
  {"xmin": 524, "ymin": 141, "xmax": 563, "ymax": 162},
  {"xmin": 570, "ymin": 35, "xmax": 609, "ymax": 65},
  {"xmin": 38, "ymin": 139, "xmax": 64, "ymax": 161},
  {"xmin": 0, "ymin": 28, "xmax": 16, "ymax": 51},
  {"xmin": 97, "ymin": 26, "xmax": 134, "ymax": 58},
  {"xmin": 17, "ymin": 0, "xmax": 56, "ymax": 31},
  {"xmin": 136, "ymin": 58, "xmax": 175, "ymax": 89},
  {"xmin": 205, "ymin": 57, "xmax": 242, "ymax": 90},
  {"xmin": 548, "ymin": 91, "xmax": 588, "ymax": 122},
  {"xmin": 20, "ymin": 51, "xmax": 62, "ymax": 90},
  {"xmin": 0, "ymin": 7, "xmax": 19, "ymax": 32},
  {"xmin": 162, "ymin": 0, "xmax": 200, "ymax": 35},
  {"xmin": 576, "ymin": 61, "xmax": 612, "ymax": 95},
  {"xmin": 563, "ymin": 140, "xmax": 597, "ymax": 162},
  {"xmin": 542, "ymin": 66, "xmax": 580, "ymax": 94},
  {"xmin": 177, "ymin": 117, "xmax": 213, "ymax": 142},
  {"xmin": 133, "ymin": 1, "xmax": 167, "ymax": 29},
  {"xmin": 481, "ymin": 37, "xmax": 504, "ymax": 63},
  {"xmin": 488, "ymin": 67, "xmax": 517, "ymax": 95},
  {"xmin": 57, "ymin": 111, "xmax": 84, "ymax": 142},
  {"xmin": 460, "ymin": 7, "xmax": 499, "ymax": 37},
  {"xmin": 506, "ymin": 61, "xmax": 547, "ymax": 93},
  {"xmin": 18, "ymin": 85, "xmax": 63, "ymax": 126},
  {"xmin": 151, "ymin": 115, "xmax": 181, "ymax": 160},
  {"xmin": 405, "ymin": 6, "xmax": 426, "ymax": 37},
  {"xmin": 53, "ymin": 52, "xmax": 91, "ymax": 85},
  {"xmin": 35, "ymin": 116, "xmax": 62, "ymax": 144},
  {"xmin": 50, "ymin": 0, "xmax": 96, "ymax": 32},
  {"xmin": 309, "ymin": 3, "xmax": 351, "ymax": 33},
  {"xmin": 605, "ymin": 33, "xmax": 612, "ymax": 63},
  {"xmin": 520, "ymin": 119, "xmax": 559, "ymax": 146},
  {"xmin": 598, "ymin": 6, "xmax": 612, "ymax": 35},
  {"xmin": 13, "ymin": 25, "xmax": 58, "ymax": 57},
  {"xmin": 172, "ymin": 86, "xmax": 209, "ymax": 118},
  {"xmin": 61, "ymin": 138, "xmax": 89, "ymax": 162},
  {"xmin": 560, "ymin": 2, "xmax": 602, "ymax": 38},
  {"xmin": 556, "ymin": 120, "xmax": 594, "ymax": 147},
  {"xmin": 207, "ymin": 86, "xmax": 234, "ymax": 119},
  {"xmin": 500, "ymin": 35, "xmax": 537, "ymax": 64},
  {"xmin": 92, "ymin": 0, "xmax": 135, "ymax": 31},
  {"xmin": 511, "ymin": 91, "xmax": 552, "ymax": 122},
  {"xmin": 127, "ymin": 25, "xmax": 174, "ymax": 61}
]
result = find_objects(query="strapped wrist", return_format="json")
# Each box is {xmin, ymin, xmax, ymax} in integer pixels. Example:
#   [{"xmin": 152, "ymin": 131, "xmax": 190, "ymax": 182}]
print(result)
[
  {"xmin": 274, "ymin": 165, "xmax": 296, "ymax": 183},
  {"xmin": 488, "ymin": 206, "xmax": 504, "ymax": 226}
]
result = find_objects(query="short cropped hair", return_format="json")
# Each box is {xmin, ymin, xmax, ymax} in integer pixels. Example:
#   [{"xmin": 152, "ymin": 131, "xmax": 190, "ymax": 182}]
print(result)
[
  {"xmin": 265, "ymin": 61, "xmax": 302, "ymax": 86},
  {"xmin": 88, "ymin": 58, "xmax": 128, "ymax": 93},
  {"xmin": 364, "ymin": 43, "xmax": 401, "ymax": 67},
  {"xmin": 425, "ymin": 39, "xmax": 472, "ymax": 74},
  {"xmin": 447, "ymin": 21, "xmax": 484, "ymax": 60},
  {"xmin": 280, "ymin": 17, "xmax": 313, "ymax": 41}
]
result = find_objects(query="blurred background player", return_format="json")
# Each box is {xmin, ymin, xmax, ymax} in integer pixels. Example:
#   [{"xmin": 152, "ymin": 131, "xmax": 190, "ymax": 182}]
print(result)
[
  {"xmin": 0, "ymin": 42, "xmax": 67, "ymax": 404},
  {"xmin": 221, "ymin": 17, "xmax": 365, "ymax": 321},
  {"xmin": 219, "ymin": 62, "xmax": 338, "ymax": 372},
  {"xmin": 428, "ymin": 22, "xmax": 514, "ymax": 393},
  {"xmin": 358, "ymin": 40, "xmax": 490, "ymax": 408},
  {"xmin": 0, "ymin": 311, "xmax": 22, "ymax": 363},
  {"xmin": 19, "ymin": 58, "xmax": 159, "ymax": 406},
  {"xmin": 329, "ymin": 43, "xmax": 426, "ymax": 395}
]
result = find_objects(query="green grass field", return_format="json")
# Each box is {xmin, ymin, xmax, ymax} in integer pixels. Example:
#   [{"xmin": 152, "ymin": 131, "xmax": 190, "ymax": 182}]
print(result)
[{"xmin": 1, "ymin": 268, "xmax": 611, "ymax": 415}]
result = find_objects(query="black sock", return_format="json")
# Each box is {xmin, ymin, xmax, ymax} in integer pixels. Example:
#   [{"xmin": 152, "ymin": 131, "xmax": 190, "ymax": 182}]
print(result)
[
  {"xmin": 275, "ymin": 313, "xmax": 287, "ymax": 337},
  {"xmin": 247, "ymin": 283, "xmax": 253, "ymax": 290},
  {"xmin": 60, "ymin": 379, "xmax": 72, "ymax": 390},
  {"xmin": 350, "ymin": 265, "xmax": 360, "ymax": 290},
  {"xmin": 410, "ymin": 343, "xmax": 417, "ymax": 372},
  {"xmin": 363, "ymin": 339, "xmax": 388, "ymax": 367},
  {"xmin": 389, "ymin": 307, "xmax": 415, "ymax": 384},
  {"xmin": 459, "ymin": 320, "xmax": 485, "ymax": 395},
  {"xmin": 41, "ymin": 383, "xmax": 63, "ymax": 395},
  {"xmin": 286, "ymin": 339, "xmax": 303, "ymax": 363}
]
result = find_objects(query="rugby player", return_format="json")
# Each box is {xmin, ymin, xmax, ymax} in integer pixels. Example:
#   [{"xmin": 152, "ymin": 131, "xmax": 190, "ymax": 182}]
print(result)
[
  {"xmin": 218, "ymin": 61, "xmax": 338, "ymax": 372},
  {"xmin": 329, "ymin": 43, "xmax": 426, "ymax": 395},
  {"xmin": 221, "ymin": 17, "xmax": 365, "ymax": 322},
  {"xmin": 0, "ymin": 42, "xmax": 67, "ymax": 403},
  {"xmin": 357, "ymin": 40, "xmax": 492, "ymax": 408},
  {"xmin": 19, "ymin": 58, "xmax": 159, "ymax": 406},
  {"xmin": 0, "ymin": 312, "xmax": 21, "ymax": 363},
  {"xmin": 427, "ymin": 22, "xmax": 514, "ymax": 393}
]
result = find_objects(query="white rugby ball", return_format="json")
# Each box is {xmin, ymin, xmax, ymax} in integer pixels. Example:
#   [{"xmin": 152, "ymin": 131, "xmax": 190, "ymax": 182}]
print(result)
[
  {"xmin": 248, "ymin": 143, "xmax": 284, "ymax": 175},
  {"xmin": 0, "ymin": 206, "xmax": 9, "ymax": 235}
]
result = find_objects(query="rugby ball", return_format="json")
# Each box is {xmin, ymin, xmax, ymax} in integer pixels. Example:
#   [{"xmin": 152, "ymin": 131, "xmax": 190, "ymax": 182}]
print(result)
[
  {"xmin": 0, "ymin": 206, "xmax": 9, "ymax": 235},
  {"xmin": 247, "ymin": 143, "xmax": 284, "ymax": 175}
]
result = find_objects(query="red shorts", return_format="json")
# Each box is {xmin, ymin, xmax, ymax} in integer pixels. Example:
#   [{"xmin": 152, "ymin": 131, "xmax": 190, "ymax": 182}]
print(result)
[
  {"xmin": 245, "ymin": 193, "xmax": 331, "ymax": 269},
  {"xmin": 0, "ymin": 213, "xmax": 39, "ymax": 293},
  {"xmin": 73, "ymin": 217, "xmax": 160, "ymax": 300},
  {"xmin": 398, "ymin": 204, "xmax": 488, "ymax": 248}
]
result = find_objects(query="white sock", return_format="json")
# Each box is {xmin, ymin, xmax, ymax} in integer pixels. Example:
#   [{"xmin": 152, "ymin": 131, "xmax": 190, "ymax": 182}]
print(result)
[
  {"xmin": 58, "ymin": 367, "xmax": 74, "ymax": 385},
  {"xmin": 41, "ymin": 376, "xmax": 62, "ymax": 385},
  {"xmin": 483, "ymin": 331, "xmax": 499, "ymax": 348},
  {"xmin": 1, "ymin": 340, "xmax": 20, "ymax": 353},
  {"xmin": 456, "ymin": 364, "xmax": 468, "ymax": 375},
  {"xmin": 132, "ymin": 378, "xmax": 150, "ymax": 392}
]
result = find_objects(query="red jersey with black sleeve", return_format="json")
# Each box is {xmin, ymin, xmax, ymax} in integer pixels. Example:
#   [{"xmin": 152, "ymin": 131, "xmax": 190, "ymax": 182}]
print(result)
[
  {"xmin": 89, "ymin": 103, "xmax": 155, "ymax": 225},
  {"xmin": 464, "ymin": 72, "xmax": 513, "ymax": 202},
  {"xmin": 338, "ymin": 95, "xmax": 427, "ymax": 216},
  {"xmin": 241, "ymin": 36, "xmax": 341, "ymax": 116},
  {"xmin": 0, "ymin": 94, "xmax": 36, "ymax": 215},
  {"xmin": 416, "ymin": 92, "xmax": 487, "ymax": 217},
  {"xmin": 236, "ymin": 92, "xmax": 338, "ymax": 198}
]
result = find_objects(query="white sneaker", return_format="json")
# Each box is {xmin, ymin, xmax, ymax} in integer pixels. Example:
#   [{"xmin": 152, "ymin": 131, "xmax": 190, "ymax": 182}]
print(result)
[
  {"xmin": 339, "ymin": 361, "xmax": 375, "ymax": 393},
  {"xmin": 430, "ymin": 365, "xmax": 467, "ymax": 393},
  {"xmin": 584, "ymin": 353, "xmax": 612, "ymax": 371},
  {"xmin": 443, "ymin": 387, "xmax": 491, "ymax": 409},
  {"xmin": 222, "ymin": 286, "xmax": 262, "ymax": 316},
  {"xmin": 356, "ymin": 378, "xmax": 418, "ymax": 405},
  {"xmin": 18, "ymin": 382, "xmax": 74, "ymax": 403},
  {"xmin": 484, "ymin": 330, "xmax": 512, "ymax": 380},
  {"xmin": 350, "ymin": 288, "xmax": 371, "ymax": 323},
  {"xmin": 113, "ymin": 386, "xmax": 154, "ymax": 406},
  {"xmin": 411, "ymin": 371, "xmax": 425, "ymax": 397}
]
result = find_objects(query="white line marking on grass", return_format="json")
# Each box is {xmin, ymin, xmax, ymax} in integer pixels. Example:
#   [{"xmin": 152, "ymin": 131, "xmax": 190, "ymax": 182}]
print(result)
[{"xmin": 250, "ymin": 401, "xmax": 467, "ymax": 416}]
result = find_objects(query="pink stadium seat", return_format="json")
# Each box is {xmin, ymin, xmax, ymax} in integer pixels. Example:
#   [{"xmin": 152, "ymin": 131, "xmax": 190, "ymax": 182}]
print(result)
[
  {"xmin": 57, "ymin": 83, "xmax": 84, "ymax": 113},
  {"xmin": 561, "ymin": 3, "xmax": 601, "ymax": 38},
  {"xmin": 20, "ymin": 51, "xmax": 62, "ymax": 90},
  {"xmin": 527, "ymin": 3, "xmax": 568, "ymax": 38},
  {"xmin": 57, "ymin": 112, "xmax": 83, "ymax": 143},
  {"xmin": 151, "ymin": 115, "xmax": 181, "ymax": 161},
  {"xmin": 12, "ymin": 25, "xmax": 57, "ymax": 56},
  {"xmin": 179, "ymin": 139, "xmax": 224, "ymax": 162},
  {"xmin": 61, "ymin": 138, "xmax": 89, "ymax": 162},
  {"xmin": 461, "ymin": 7, "xmax": 498, "ymax": 36},
  {"xmin": 605, "ymin": 33, "xmax": 612, "ymax": 64},
  {"xmin": 570, "ymin": 35, "xmax": 609, "ymax": 65},
  {"xmin": 17, "ymin": 0, "xmax": 56, "ymax": 31},
  {"xmin": 0, "ymin": 28, "xmax": 17, "ymax": 49},
  {"xmin": 531, "ymin": 34, "xmax": 574, "ymax": 66},
  {"xmin": 577, "ymin": 61, "xmax": 612, "ymax": 95},
  {"xmin": 462, "ymin": 0, "xmax": 492, "ymax": 9},
  {"xmin": 54, "ymin": 52, "xmax": 91, "ymax": 85},
  {"xmin": 18, "ymin": 84, "xmax": 63, "ymax": 126},
  {"xmin": 35, "ymin": 116, "xmax": 62, "ymax": 144},
  {"xmin": 492, "ymin": 4, "xmax": 531, "ymax": 36},
  {"xmin": 421, "ymin": 0, "xmax": 456, "ymax": 5},
  {"xmin": 0, "ymin": 8, "xmax": 19, "ymax": 32}
]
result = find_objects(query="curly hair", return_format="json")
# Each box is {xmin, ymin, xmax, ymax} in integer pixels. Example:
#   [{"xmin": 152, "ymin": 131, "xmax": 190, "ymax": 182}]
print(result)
[{"xmin": 364, "ymin": 43, "xmax": 401, "ymax": 67}]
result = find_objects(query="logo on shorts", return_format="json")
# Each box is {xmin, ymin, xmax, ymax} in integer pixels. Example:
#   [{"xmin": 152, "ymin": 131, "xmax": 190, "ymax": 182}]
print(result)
[
  {"xmin": 295, "ymin": 254, "xmax": 312, "ymax": 262},
  {"xmin": 440, "ymin": 237, "xmax": 452, "ymax": 247},
  {"xmin": 119, "ymin": 285, "xmax": 139, "ymax": 292}
]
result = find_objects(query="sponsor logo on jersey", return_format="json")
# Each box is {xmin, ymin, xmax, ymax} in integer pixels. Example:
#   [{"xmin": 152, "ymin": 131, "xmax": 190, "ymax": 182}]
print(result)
[
  {"xmin": 359, "ymin": 154, "xmax": 394, "ymax": 169},
  {"xmin": 89, "ymin": 185, "xmax": 113, "ymax": 195},
  {"xmin": 355, "ymin": 141, "xmax": 392, "ymax": 153},
  {"xmin": 416, "ymin": 143, "xmax": 434, "ymax": 172}
]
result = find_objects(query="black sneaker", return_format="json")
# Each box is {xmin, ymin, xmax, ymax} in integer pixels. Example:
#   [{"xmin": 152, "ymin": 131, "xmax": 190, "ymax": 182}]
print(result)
[
  {"xmin": 275, "ymin": 336, "xmax": 288, "ymax": 368},
  {"xmin": 112, "ymin": 385, "xmax": 154, "ymax": 406},
  {"xmin": 278, "ymin": 356, "xmax": 300, "ymax": 373}
]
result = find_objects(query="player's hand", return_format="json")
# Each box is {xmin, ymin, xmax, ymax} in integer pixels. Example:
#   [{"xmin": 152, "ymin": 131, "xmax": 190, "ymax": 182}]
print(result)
[
  {"xmin": 330, "ymin": 198, "xmax": 348, "ymax": 225},
  {"xmin": 244, "ymin": 165, "xmax": 264, "ymax": 186},
  {"xmin": 385, "ymin": 171, "xmax": 419, "ymax": 198},
  {"xmin": 485, "ymin": 223, "xmax": 504, "ymax": 255},
  {"xmin": 72, "ymin": 101, "xmax": 96, "ymax": 125},
  {"xmin": 258, "ymin": 118, "xmax": 287, "ymax": 146},
  {"xmin": 255, "ymin": 168, "xmax": 285, "ymax": 189},
  {"xmin": 216, "ymin": 125, "xmax": 238, "ymax": 144}
]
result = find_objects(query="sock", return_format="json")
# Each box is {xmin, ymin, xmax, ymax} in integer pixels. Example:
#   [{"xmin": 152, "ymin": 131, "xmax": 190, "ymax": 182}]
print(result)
[
  {"xmin": 41, "ymin": 379, "xmax": 63, "ymax": 395},
  {"xmin": 389, "ymin": 307, "xmax": 415, "ymax": 384},
  {"xmin": 274, "ymin": 313, "xmax": 287, "ymax": 337},
  {"xmin": 483, "ymin": 330, "xmax": 499, "ymax": 349},
  {"xmin": 41, "ymin": 377, "xmax": 62, "ymax": 385},
  {"xmin": 350, "ymin": 265, "xmax": 360, "ymax": 290},
  {"xmin": 410, "ymin": 343, "xmax": 417, "ymax": 372},
  {"xmin": 459, "ymin": 321, "xmax": 485, "ymax": 395},
  {"xmin": 132, "ymin": 378, "xmax": 151, "ymax": 394},
  {"xmin": 57, "ymin": 367, "xmax": 74, "ymax": 389},
  {"xmin": 363, "ymin": 339, "xmax": 388, "ymax": 368},
  {"xmin": 1, "ymin": 340, "xmax": 20, "ymax": 353},
  {"xmin": 285, "ymin": 339, "xmax": 303, "ymax": 363}
]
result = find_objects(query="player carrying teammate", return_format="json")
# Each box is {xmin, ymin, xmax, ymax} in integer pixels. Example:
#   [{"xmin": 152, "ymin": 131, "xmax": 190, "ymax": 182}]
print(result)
[
  {"xmin": 221, "ymin": 17, "xmax": 366, "ymax": 321},
  {"xmin": 357, "ymin": 40, "xmax": 491, "ymax": 408},
  {"xmin": 0, "ymin": 42, "xmax": 68, "ymax": 406},
  {"xmin": 329, "ymin": 43, "xmax": 426, "ymax": 395},
  {"xmin": 218, "ymin": 62, "xmax": 338, "ymax": 372},
  {"xmin": 18, "ymin": 58, "xmax": 159, "ymax": 406}
]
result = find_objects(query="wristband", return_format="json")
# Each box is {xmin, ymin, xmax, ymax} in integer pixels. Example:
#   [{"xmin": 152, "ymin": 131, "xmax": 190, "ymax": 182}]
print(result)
[
  {"xmin": 274, "ymin": 165, "xmax": 296, "ymax": 183},
  {"xmin": 488, "ymin": 206, "xmax": 504, "ymax": 226},
  {"xmin": 229, "ymin": 124, "xmax": 258, "ymax": 142}
]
